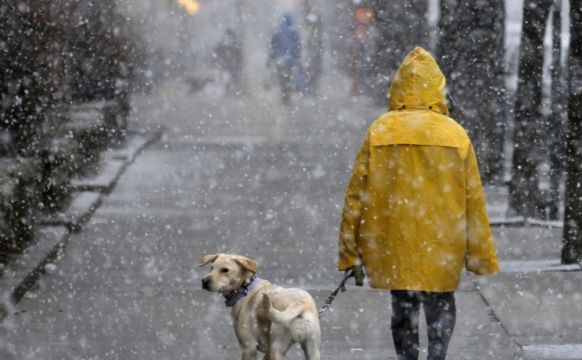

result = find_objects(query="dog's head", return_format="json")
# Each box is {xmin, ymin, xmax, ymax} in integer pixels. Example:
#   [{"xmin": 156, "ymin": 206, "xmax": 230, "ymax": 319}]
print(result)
[{"xmin": 199, "ymin": 253, "xmax": 258, "ymax": 294}]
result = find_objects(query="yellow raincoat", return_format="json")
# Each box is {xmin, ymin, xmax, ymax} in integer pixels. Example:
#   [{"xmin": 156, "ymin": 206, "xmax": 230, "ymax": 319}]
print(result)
[{"xmin": 338, "ymin": 47, "xmax": 499, "ymax": 291}]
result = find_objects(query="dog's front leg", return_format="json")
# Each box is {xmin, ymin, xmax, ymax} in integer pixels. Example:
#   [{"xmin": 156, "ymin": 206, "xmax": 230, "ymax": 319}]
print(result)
[
  {"xmin": 267, "ymin": 351, "xmax": 283, "ymax": 360},
  {"xmin": 241, "ymin": 347, "xmax": 258, "ymax": 360},
  {"xmin": 235, "ymin": 319, "xmax": 258, "ymax": 360}
]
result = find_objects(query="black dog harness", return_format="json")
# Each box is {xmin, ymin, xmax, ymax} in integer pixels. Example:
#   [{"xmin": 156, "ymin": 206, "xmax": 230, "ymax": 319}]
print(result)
[{"xmin": 224, "ymin": 276, "xmax": 261, "ymax": 307}]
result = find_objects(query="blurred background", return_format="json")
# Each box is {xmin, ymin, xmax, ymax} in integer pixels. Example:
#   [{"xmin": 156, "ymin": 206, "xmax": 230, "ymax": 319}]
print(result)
[
  {"xmin": 1, "ymin": 1, "xmax": 582, "ymax": 358},
  {"xmin": 2, "ymin": 0, "xmax": 580, "ymax": 264}
]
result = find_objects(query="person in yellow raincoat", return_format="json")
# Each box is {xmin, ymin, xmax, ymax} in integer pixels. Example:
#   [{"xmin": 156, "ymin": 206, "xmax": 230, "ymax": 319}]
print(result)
[{"xmin": 338, "ymin": 47, "xmax": 499, "ymax": 360}]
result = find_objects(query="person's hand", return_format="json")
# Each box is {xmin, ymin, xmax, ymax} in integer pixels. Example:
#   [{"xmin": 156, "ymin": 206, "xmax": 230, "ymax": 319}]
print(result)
[{"xmin": 348, "ymin": 265, "xmax": 365, "ymax": 286}]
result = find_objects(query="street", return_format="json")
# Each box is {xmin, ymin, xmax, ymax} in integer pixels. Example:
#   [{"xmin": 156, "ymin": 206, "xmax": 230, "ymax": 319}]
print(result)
[{"xmin": 0, "ymin": 72, "xmax": 527, "ymax": 359}]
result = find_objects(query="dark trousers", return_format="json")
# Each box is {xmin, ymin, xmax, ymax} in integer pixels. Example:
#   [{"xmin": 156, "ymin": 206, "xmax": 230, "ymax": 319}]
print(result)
[
  {"xmin": 276, "ymin": 64, "xmax": 294, "ymax": 104},
  {"xmin": 391, "ymin": 291, "xmax": 456, "ymax": 360}
]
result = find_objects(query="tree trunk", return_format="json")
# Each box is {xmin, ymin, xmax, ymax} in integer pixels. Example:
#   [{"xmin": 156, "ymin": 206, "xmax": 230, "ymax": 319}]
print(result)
[
  {"xmin": 437, "ymin": 0, "xmax": 507, "ymax": 184},
  {"xmin": 371, "ymin": 0, "xmax": 429, "ymax": 104},
  {"xmin": 509, "ymin": 0, "xmax": 553, "ymax": 217},
  {"xmin": 562, "ymin": 0, "xmax": 582, "ymax": 264},
  {"xmin": 548, "ymin": 1, "xmax": 568, "ymax": 220}
]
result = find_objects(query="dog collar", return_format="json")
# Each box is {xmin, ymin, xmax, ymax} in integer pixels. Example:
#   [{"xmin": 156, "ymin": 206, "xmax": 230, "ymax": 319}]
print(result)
[{"xmin": 224, "ymin": 276, "xmax": 260, "ymax": 307}]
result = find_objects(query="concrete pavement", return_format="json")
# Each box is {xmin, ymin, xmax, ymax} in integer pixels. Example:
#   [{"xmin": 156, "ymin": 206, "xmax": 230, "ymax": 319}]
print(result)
[{"xmin": 0, "ymin": 73, "xmax": 580, "ymax": 359}]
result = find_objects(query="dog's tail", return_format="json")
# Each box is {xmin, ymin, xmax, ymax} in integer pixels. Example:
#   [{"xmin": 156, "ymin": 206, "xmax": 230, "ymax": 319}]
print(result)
[{"xmin": 262, "ymin": 294, "xmax": 303, "ymax": 325}]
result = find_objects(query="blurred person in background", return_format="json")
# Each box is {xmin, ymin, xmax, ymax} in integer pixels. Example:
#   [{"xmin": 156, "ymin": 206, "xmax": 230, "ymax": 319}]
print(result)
[
  {"xmin": 338, "ymin": 47, "xmax": 499, "ymax": 360},
  {"xmin": 213, "ymin": 28, "xmax": 243, "ymax": 95},
  {"xmin": 267, "ymin": 13, "xmax": 302, "ymax": 104},
  {"xmin": 350, "ymin": 2, "xmax": 376, "ymax": 96}
]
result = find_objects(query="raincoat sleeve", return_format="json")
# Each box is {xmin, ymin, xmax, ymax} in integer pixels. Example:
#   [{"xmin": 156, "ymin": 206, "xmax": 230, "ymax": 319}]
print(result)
[
  {"xmin": 338, "ymin": 133, "xmax": 369, "ymax": 271},
  {"xmin": 465, "ymin": 144, "xmax": 500, "ymax": 275}
]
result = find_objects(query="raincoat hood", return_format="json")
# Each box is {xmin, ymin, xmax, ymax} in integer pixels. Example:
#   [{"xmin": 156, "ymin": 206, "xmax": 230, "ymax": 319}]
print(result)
[
  {"xmin": 281, "ymin": 13, "xmax": 294, "ymax": 26},
  {"xmin": 388, "ymin": 47, "xmax": 449, "ymax": 116}
]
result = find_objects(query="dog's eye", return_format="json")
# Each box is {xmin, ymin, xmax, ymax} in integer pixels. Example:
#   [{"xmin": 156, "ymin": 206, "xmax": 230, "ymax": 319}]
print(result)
[{"xmin": 221, "ymin": 268, "xmax": 229, "ymax": 273}]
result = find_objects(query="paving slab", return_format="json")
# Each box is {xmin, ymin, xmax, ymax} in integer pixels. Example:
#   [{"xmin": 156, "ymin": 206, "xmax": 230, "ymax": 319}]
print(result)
[
  {"xmin": 40, "ymin": 191, "xmax": 102, "ymax": 232},
  {"xmin": 523, "ymin": 344, "xmax": 582, "ymax": 360},
  {"xmin": 71, "ymin": 159, "xmax": 127, "ymax": 193},
  {"xmin": 492, "ymin": 226, "xmax": 563, "ymax": 261},
  {"xmin": 104, "ymin": 131, "xmax": 162, "ymax": 162},
  {"xmin": 72, "ymin": 131, "xmax": 162, "ymax": 193},
  {"xmin": 474, "ymin": 272, "xmax": 582, "ymax": 344}
]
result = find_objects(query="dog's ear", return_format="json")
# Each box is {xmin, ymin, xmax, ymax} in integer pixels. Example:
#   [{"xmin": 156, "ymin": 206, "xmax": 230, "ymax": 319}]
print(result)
[
  {"xmin": 234, "ymin": 256, "xmax": 258, "ymax": 275},
  {"xmin": 198, "ymin": 254, "xmax": 219, "ymax": 267}
]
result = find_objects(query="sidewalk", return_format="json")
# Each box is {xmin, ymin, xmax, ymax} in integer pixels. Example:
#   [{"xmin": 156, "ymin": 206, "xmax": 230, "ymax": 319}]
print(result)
[
  {"xmin": 479, "ymin": 186, "xmax": 582, "ymax": 359},
  {"xmin": 0, "ymin": 73, "xmax": 580, "ymax": 359},
  {"xmin": 0, "ymin": 131, "xmax": 160, "ymax": 318}
]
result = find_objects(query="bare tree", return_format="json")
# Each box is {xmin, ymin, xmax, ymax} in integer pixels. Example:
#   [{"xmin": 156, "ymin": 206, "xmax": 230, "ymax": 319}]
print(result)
[
  {"xmin": 303, "ymin": 0, "xmax": 323, "ymax": 94},
  {"xmin": 69, "ymin": 0, "xmax": 141, "ymax": 102},
  {"xmin": 509, "ymin": 0, "xmax": 553, "ymax": 217},
  {"xmin": 0, "ymin": 0, "xmax": 72, "ymax": 156},
  {"xmin": 562, "ymin": 0, "xmax": 582, "ymax": 264},
  {"xmin": 437, "ymin": 0, "xmax": 506, "ymax": 184},
  {"xmin": 548, "ymin": 1, "xmax": 568, "ymax": 220}
]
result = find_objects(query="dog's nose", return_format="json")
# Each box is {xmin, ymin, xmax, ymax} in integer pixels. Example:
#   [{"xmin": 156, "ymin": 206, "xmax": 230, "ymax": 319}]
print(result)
[{"xmin": 202, "ymin": 277, "xmax": 210, "ymax": 290}]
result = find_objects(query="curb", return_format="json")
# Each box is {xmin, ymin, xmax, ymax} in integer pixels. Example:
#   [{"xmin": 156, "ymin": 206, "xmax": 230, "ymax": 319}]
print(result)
[
  {"xmin": 71, "ymin": 161, "xmax": 127, "ymax": 193},
  {"xmin": 490, "ymin": 216, "xmax": 563, "ymax": 228},
  {"xmin": 0, "ymin": 226, "xmax": 69, "ymax": 319},
  {"xmin": 39, "ymin": 191, "xmax": 102, "ymax": 232},
  {"xmin": 473, "ymin": 280, "xmax": 524, "ymax": 359},
  {"xmin": 0, "ymin": 129, "xmax": 162, "ymax": 320}
]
